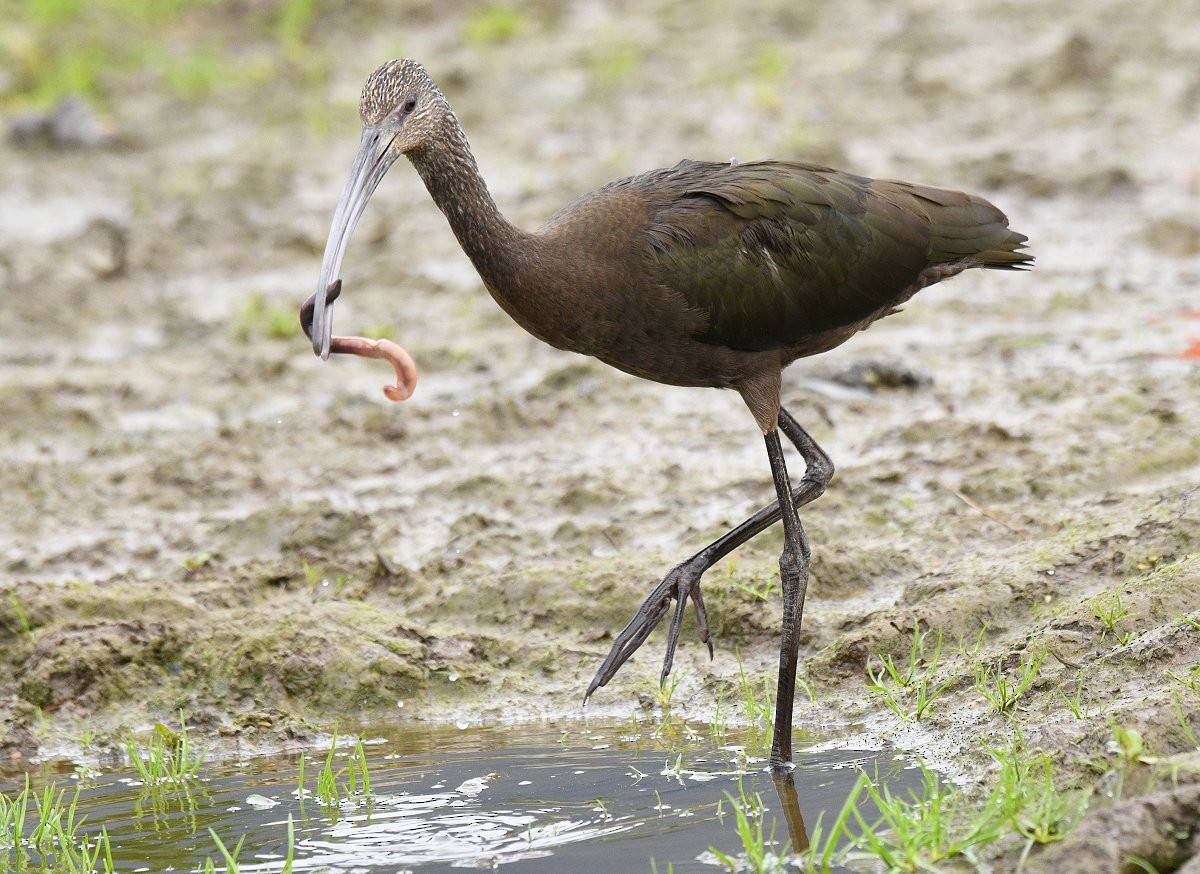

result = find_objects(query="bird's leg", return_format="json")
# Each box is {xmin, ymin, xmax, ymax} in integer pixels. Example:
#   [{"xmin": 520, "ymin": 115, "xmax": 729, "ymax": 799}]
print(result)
[
  {"xmin": 764, "ymin": 426, "xmax": 809, "ymax": 769},
  {"xmin": 584, "ymin": 406, "xmax": 832, "ymax": 708},
  {"xmin": 777, "ymin": 407, "xmax": 834, "ymax": 492}
]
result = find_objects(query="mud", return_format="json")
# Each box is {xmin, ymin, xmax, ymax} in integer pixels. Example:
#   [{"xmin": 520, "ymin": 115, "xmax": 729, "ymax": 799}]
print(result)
[
  {"xmin": 1, "ymin": 0, "xmax": 1198, "ymax": 868},
  {"xmin": 1024, "ymin": 767, "xmax": 1200, "ymax": 874}
]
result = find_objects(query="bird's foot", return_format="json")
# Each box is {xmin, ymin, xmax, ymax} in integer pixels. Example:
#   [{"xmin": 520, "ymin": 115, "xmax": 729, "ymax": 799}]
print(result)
[{"xmin": 584, "ymin": 554, "xmax": 714, "ymax": 703}]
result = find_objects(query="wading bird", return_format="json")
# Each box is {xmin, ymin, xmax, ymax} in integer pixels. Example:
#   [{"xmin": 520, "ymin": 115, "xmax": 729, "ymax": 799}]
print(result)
[{"xmin": 301, "ymin": 59, "xmax": 1031, "ymax": 769}]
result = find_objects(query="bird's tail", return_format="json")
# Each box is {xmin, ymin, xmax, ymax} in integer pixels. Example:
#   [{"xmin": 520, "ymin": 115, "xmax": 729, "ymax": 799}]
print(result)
[
  {"xmin": 971, "ymin": 227, "xmax": 1033, "ymax": 271},
  {"xmin": 877, "ymin": 180, "xmax": 1034, "ymax": 271}
]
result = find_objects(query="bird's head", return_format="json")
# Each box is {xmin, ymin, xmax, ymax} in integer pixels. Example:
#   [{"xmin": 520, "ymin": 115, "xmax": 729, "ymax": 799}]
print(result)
[
  {"xmin": 307, "ymin": 59, "xmax": 446, "ymax": 358},
  {"xmin": 358, "ymin": 58, "xmax": 447, "ymax": 155}
]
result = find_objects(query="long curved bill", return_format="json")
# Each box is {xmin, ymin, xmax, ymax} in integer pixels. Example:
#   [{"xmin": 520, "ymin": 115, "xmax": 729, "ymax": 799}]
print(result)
[{"xmin": 310, "ymin": 125, "xmax": 398, "ymax": 359}]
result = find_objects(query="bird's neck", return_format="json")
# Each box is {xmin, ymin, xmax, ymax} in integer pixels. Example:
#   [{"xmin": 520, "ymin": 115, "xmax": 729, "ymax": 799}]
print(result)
[
  {"xmin": 408, "ymin": 123, "xmax": 534, "ymax": 297},
  {"xmin": 406, "ymin": 114, "xmax": 595, "ymax": 355}
]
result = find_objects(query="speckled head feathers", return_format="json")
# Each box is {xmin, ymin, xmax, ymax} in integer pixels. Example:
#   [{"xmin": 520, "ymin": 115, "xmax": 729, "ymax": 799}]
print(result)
[{"xmin": 359, "ymin": 59, "xmax": 440, "ymax": 126}]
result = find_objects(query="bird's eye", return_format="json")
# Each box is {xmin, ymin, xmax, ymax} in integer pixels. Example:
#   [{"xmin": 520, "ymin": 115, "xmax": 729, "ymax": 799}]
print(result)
[{"xmin": 402, "ymin": 97, "xmax": 417, "ymax": 114}]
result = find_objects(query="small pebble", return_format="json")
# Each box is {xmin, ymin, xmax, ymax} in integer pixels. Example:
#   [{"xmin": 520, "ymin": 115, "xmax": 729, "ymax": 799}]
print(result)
[{"xmin": 9, "ymin": 95, "xmax": 114, "ymax": 149}]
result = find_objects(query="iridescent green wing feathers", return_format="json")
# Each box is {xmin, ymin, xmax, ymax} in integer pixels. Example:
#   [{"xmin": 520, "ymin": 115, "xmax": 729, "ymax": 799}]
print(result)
[{"xmin": 642, "ymin": 160, "xmax": 1028, "ymax": 352}]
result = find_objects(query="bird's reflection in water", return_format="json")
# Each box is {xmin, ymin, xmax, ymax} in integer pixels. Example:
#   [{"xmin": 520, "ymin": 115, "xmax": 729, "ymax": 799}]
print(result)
[{"xmin": 772, "ymin": 768, "xmax": 811, "ymax": 853}]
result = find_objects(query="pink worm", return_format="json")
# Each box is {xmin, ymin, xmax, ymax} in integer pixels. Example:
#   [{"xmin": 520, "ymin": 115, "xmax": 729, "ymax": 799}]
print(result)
[{"xmin": 328, "ymin": 335, "xmax": 418, "ymax": 402}]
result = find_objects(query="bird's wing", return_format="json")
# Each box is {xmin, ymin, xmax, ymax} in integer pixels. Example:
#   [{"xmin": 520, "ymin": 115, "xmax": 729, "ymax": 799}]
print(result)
[{"xmin": 644, "ymin": 160, "xmax": 942, "ymax": 352}]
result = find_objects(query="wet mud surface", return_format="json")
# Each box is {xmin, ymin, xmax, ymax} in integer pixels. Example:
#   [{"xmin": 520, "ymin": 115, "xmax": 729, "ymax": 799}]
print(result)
[{"xmin": 2, "ymin": 1, "xmax": 1198, "ymax": 869}]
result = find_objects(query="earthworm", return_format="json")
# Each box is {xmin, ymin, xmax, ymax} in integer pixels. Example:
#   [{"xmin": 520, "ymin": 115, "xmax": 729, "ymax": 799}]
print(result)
[
  {"xmin": 300, "ymin": 279, "xmax": 418, "ymax": 402},
  {"xmin": 328, "ymin": 335, "xmax": 418, "ymax": 401}
]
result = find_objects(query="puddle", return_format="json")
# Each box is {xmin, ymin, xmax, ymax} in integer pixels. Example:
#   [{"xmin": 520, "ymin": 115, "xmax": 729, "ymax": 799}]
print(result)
[{"xmin": 3, "ymin": 721, "xmax": 923, "ymax": 872}]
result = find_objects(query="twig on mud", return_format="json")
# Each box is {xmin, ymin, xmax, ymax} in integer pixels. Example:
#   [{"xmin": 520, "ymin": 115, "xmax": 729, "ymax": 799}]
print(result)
[
  {"xmin": 950, "ymin": 488, "xmax": 1021, "ymax": 533},
  {"xmin": 1048, "ymin": 647, "xmax": 1083, "ymax": 670}
]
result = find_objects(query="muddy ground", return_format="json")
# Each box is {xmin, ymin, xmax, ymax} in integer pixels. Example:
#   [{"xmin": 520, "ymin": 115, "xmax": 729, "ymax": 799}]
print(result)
[{"xmin": 2, "ymin": 0, "xmax": 1199, "ymax": 868}]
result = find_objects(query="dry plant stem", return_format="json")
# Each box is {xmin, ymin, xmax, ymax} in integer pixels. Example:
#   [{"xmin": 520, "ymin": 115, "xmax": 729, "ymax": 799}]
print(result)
[{"xmin": 951, "ymin": 487, "xmax": 1020, "ymax": 533}]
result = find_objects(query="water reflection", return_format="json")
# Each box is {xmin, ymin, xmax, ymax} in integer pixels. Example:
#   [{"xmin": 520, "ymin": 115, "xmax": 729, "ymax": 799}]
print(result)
[{"xmin": 2, "ymin": 720, "xmax": 918, "ymax": 872}]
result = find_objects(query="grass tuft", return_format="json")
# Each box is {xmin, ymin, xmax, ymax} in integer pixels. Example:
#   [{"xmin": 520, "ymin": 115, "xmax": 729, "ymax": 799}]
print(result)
[
  {"xmin": 836, "ymin": 761, "xmax": 1007, "ymax": 870},
  {"xmin": 6, "ymin": 592, "xmax": 34, "ymax": 642},
  {"xmin": 975, "ymin": 646, "xmax": 1046, "ymax": 713},
  {"xmin": 734, "ymin": 651, "xmax": 774, "ymax": 756},
  {"xmin": 1058, "ymin": 674, "xmax": 1093, "ymax": 719},
  {"xmin": 0, "ymin": 775, "xmax": 116, "ymax": 872},
  {"xmin": 802, "ymin": 731, "xmax": 1091, "ymax": 872},
  {"xmin": 866, "ymin": 624, "xmax": 954, "ymax": 721},
  {"xmin": 990, "ymin": 735, "xmax": 1090, "ymax": 866},
  {"xmin": 1091, "ymin": 590, "xmax": 1132, "ymax": 640},
  {"xmin": 125, "ymin": 712, "xmax": 205, "ymax": 786},
  {"xmin": 709, "ymin": 780, "xmax": 790, "ymax": 872},
  {"xmin": 312, "ymin": 729, "xmax": 373, "ymax": 822}
]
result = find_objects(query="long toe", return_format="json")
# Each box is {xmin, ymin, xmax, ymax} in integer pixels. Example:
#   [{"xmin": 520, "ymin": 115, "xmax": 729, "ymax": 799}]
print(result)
[
  {"xmin": 585, "ymin": 556, "xmax": 714, "ymax": 701},
  {"xmin": 585, "ymin": 595, "xmax": 670, "ymax": 700}
]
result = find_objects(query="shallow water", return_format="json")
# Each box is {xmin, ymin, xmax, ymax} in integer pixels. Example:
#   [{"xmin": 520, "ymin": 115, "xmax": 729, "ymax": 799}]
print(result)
[{"xmin": 6, "ymin": 721, "xmax": 921, "ymax": 872}]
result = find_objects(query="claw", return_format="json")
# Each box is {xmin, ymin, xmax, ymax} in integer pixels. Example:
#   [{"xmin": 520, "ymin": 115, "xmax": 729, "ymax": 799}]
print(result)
[
  {"xmin": 691, "ymin": 583, "xmax": 714, "ymax": 659},
  {"xmin": 661, "ymin": 592, "xmax": 690, "ymax": 683},
  {"xmin": 584, "ymin": 589, "xmax": 670, "ymax": 702},
  {"xmin": 584, "ymin": 555, "xmax": 714, "ymax": 704}
]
